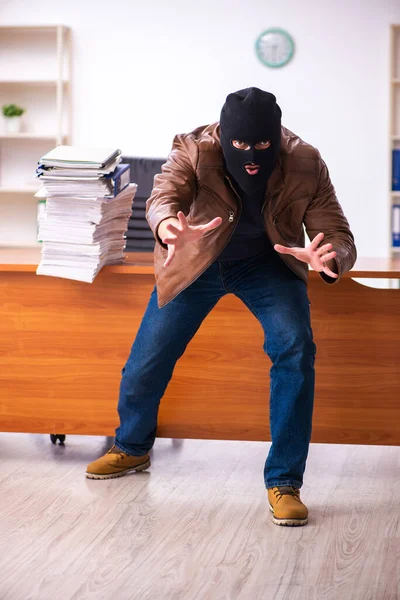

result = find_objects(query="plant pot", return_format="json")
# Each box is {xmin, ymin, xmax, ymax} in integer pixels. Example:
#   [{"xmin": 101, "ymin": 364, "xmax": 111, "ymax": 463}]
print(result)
[{"xmin": 4, "ymin": 116, "xmax": 22, "ymax": 134}]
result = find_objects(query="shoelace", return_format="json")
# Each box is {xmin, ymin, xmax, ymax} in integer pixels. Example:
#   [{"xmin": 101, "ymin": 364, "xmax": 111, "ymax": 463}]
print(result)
[
  {"xmin": 108, "ymin": 445, "xmax": 125, "ymax": 459},
  {"xmin": 273, "ymin": 486, "xmax": 299, "ymax": 501}
]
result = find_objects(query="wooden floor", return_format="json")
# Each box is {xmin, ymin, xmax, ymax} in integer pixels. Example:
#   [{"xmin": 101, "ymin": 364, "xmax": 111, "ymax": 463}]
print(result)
[{"xmin": 0, "ymin": 434, "xmax": 399, "ymax": 600}]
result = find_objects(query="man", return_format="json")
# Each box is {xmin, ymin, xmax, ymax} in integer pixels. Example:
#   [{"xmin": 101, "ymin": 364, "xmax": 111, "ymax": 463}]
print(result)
[{"xmin": 86, "ymin": 87, "xmax": 356, "ymax": 527}]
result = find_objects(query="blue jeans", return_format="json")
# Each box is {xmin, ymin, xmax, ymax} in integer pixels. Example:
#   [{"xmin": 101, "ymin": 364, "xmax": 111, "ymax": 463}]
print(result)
[{"xmin": 115, "ymin": 250, "xmax": 316, "ymax": 489}]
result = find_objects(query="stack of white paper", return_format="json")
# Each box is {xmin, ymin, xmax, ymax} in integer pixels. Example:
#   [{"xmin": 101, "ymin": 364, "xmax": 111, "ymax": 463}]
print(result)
[
  {"xmin": 37, "ymin": 184, "xmax": 137, "ymax": 282},
  {"xmin": 35, "ymin": 145, "xmax": 137, "ymax": 283}
]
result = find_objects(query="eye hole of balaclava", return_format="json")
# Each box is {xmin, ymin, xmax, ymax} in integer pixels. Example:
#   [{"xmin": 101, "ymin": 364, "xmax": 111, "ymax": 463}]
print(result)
[{"xmin": 220, "ymin": 87, "xmax": 282, "ymax": 195}]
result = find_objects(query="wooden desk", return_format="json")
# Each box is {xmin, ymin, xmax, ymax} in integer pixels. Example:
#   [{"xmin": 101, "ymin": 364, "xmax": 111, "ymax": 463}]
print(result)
[{"xmin": 1, "ymin": 248, "xmax": 400, "ymax": 445}]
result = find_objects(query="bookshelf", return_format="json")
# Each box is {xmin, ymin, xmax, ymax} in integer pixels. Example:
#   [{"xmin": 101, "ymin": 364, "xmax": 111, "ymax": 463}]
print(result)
[
  {"xmin": 390, "ymin": 25, "xmax": 400, "ymax": 255},
  {"xmin": 0, "ymin": 133, "xmax": 68, "ymax": 140},
  {"xmin": 0, "ymin": 81, "xmax": 68, "ymax": 86},
  {"xmin": 0, "ymin": 25, "xmax": 71, "ymax": 247}
]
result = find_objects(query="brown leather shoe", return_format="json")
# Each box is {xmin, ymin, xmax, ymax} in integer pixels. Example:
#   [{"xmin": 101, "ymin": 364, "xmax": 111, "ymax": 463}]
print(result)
[
  {"xmin": 86, "ymin": 445, "xmax": 151, "ymax": 480},
  {"xmin": 267, "ymin": 486, "xmax": 308, "ymax": 526}
]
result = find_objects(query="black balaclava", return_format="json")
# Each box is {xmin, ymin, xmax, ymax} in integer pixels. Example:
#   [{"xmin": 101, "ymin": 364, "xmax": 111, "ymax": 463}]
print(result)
[{"xmin": 220, "ymin": 87, "xmax": 282, "ymax": 195}]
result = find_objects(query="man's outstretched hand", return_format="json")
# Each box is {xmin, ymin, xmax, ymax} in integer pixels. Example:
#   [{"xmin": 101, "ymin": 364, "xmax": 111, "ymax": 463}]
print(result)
[
  {"xmin": 160, "ymin": 211, "xmax": 222, "ymax": 267},
  {"xmin": 274, "ymin": 232, "xmax": 338, "ymax": 279}
]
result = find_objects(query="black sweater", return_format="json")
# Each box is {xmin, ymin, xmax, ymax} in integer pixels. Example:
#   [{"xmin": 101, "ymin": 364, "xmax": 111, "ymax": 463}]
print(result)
[{"xmin": 217, "ymin": 185, "xmax": 273, "ymax": 261}]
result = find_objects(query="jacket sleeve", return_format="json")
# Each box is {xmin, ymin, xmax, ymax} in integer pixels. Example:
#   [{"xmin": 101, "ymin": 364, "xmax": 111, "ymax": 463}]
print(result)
[
  {"xmin": 146, "ymin": 134, "xmax": 197, "ymax": 246},
  {"xmin": 303, "ymin": 151, "xmax": 357, "ymax": 284}
]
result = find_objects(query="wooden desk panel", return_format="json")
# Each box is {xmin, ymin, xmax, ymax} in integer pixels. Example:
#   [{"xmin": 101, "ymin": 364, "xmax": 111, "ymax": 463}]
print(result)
[
  {"xmin": 1, "ymin": 264, "xmax": 399, "ymax": 445},
  {"xmin": 1, "ymin": 247, "xmax": 400, "ymax": 277}
]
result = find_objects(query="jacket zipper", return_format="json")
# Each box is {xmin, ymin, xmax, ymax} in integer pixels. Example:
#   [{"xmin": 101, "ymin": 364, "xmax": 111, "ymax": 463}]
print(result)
[
  {"xmin": 160, "ymin": 177, "xmax": 241, "ymax": 307},
  {"xmin": 271, "ymin": 193, "xmax": 309, "ymax": 226},
  {"xmin": 261, "ymin": 190, "xmax": 281, "ymax": 246},
  {"xmin": 202, "ymin": 185, "xmax": 236, "ymax": 221},
  {"xmin": 272, "ymin": 214, "xmax": 289, "ymax": 242}
]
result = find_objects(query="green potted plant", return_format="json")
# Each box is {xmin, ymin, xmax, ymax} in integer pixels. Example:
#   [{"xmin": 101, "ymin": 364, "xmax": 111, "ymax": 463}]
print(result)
[{"xmin": 2, "ymin": 103, "xmax": 25, "ymax": 134}]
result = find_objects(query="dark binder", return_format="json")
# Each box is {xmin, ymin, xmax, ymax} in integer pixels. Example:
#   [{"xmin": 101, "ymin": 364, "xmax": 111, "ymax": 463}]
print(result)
[{"xmin": 392, "ymin": 150, "xmax": 400, "ymax": 191}]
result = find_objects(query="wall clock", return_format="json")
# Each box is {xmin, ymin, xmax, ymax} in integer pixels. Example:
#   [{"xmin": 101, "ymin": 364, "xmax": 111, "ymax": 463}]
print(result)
[{"xmin": 255, "ymin": 28, "xmax": 295, "ymax": 68}]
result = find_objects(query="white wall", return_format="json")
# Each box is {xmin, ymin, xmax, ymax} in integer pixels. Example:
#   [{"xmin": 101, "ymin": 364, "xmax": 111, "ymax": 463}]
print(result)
[{"xmin": 1, "ymin": 0, "xmax": 400, "ymax": 256}]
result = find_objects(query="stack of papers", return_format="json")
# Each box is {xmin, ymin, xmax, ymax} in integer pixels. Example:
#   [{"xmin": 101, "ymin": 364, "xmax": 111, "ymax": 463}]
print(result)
[
  {"xmin": 39, "ymin": 145, "xmax": 121, "ymax": 168},
  {"xmin": 35, "ymin": 146, "xmax": 137, "ymax": 283},
  {"xmin": 36, "ymin": 146, "xmax": 130, "ymax": 198}
]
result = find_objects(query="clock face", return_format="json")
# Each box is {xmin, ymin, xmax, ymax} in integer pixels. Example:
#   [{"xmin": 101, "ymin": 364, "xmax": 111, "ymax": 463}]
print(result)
[{"xmin": 255, "ymin": 28, "xmax": 295, "ymax": 68}]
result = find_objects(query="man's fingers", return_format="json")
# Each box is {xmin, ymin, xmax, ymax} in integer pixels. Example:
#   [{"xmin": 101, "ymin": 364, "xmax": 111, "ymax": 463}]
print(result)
[
  {"xmin": 320, "ymin": 251, "xmax": 337, "ymax": 263},
  {"xmin": 310, "ymin": 232, "xmax": 325, "ymax": 250},
  {"xmin": 163, "ymin": 244, "xmax": 175, "ymax": 267},
  {"xmin": 162, "ymin": 236, "xmax": 178, "ymax": 245},
  {"xmin": 323, "ymin": 265, "xmax": 338, "ymax": 279},
  {"xmin": 165, "ymin": 223, "xmax": 181, "ymax": 236},
  {"xmin": 198, "ymin": 216, "xmax": 223, "ymax": 233},
  {"xmin": 316, "ymin": 243, "xmax": 333, "ymax": 256},
  {"xmin": 177, "ymin": 211, "xmax": 188, "ymax": 230},
  {"xmin": 274, "ymin": 243, "xmax": 295, "ymax": 255}
]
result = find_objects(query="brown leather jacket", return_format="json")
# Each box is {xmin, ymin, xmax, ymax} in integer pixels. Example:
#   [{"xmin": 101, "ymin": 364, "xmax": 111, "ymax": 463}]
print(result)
[{"xmin": 146, "ymin": 123, "xmax": 356, "ymax": 308}]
